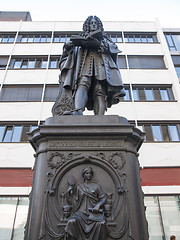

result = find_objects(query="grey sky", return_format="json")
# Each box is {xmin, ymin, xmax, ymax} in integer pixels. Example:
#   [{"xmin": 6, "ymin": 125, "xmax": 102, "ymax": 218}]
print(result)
[{"xmin": 1, "ymin": 0, "xmax": 180, "ymax": 28}]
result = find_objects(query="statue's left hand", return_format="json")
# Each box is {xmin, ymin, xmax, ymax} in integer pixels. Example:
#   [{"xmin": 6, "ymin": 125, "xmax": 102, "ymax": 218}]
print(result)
[{"xmin": 91, "ymin": 204, "xmax": 101, "ymax": 213}]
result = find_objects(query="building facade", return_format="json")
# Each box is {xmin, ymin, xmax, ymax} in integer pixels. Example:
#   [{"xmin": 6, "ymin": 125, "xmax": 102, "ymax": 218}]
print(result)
[{"xmin": 0, "ymin": 12, "xmax": 180, "ymax": 240}]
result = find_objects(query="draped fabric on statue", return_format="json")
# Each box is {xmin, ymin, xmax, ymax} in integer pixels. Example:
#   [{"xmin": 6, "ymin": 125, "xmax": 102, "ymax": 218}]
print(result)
[{"xmin": 65, "ymin": 183, "xmax": 109, "ymax": 240}]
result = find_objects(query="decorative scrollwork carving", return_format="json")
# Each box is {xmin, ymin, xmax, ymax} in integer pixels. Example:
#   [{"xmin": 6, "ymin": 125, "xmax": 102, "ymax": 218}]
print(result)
[
  {"xmin": 47, "ymin": 152, "xmax": 66, "ymax": 169},
  {"xmin": 109, "ymin": 152, "xmax": 125, "ymax": 170},
  {"xmin": 52, "ymin": 91, "xmax": 74, "ymax": 116}
]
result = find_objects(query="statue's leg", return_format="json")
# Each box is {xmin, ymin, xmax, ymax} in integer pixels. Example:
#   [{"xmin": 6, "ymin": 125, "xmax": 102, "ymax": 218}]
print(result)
[
  {"xmin": 93, "ymin": 81, "xmax": 106, "ymax": 115},
  {"xmin": 74, "ymin": 76, "xmax": 91, "ymax": 115}
]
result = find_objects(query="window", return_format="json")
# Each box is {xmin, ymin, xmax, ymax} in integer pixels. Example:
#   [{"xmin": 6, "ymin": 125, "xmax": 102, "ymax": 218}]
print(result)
[
  {"xmin": 165, "ymin": 33, "xmax": 180, "ymax": 51},
  {"xmin": 128, "ymin": 55, "xmax": 166, "ymax": 69},
  {"xmin": 18, "ymin": 33, "xmax": 51, "ymax": 43},
  {"xmin": 124, "ymin": 33, "xmax": 158, "ymax": 43},
  {"xmin": 145, "ymin": 196, "xmax": 180, "ymax": 239},
  {"xmin": 9, "ymin": 57, "xmax": 48, "ymax": 69},
  {"xmin": 0, "ymin": 124, "xmax": 38, "ymax": 142},
  {"xmin": 152, "ymin": 125, "xmax": 163, "ymax": 141},
  {"xmin": 0, "ymin": 56, "xmax": 9, "ymax": 69},
  {"xmin": 53, "ymin": 33, "xmax": 76, "ymax": 43},
  {"xmin": 0, "ymin": 197, "xmax": 29, "ymax": 240},
  {"xmin": 49, "ymin": 57, "xmax": 60, "ymax": 69},
  {"xmin": 138, "ymin": 123, "xmax": 180, "ymax": 142},
  {"xmin": 132, "ymin": 85, "xmax": 174, "ymax": 101},
  {"xmin": 43, "ymin": 85, "xmax": 59, "ymax": 101},
  {"xmin": 0, "ymin": 85, "xmax": 43, "ymax": 102},
  {"xmin": 0, "ymin": 195, "xmax": 179, "ymax": 239},
  {"xmin": 171, "ymin": 56, "xmax": 180, "ymax": 79},
  {"xmin": 0, "ymin": 34, "xmax": 15, "ymax": 43},
  {"xmin": 107, "ymin": 33, "xmax": 123, "ymax": 42},
  {"xmin": 117, "ymin": 56, "xmax": 127, "ymax": 69},
  {"xmin": 175, "ymin": 66, "xmax": 180, "ymax": 79}
]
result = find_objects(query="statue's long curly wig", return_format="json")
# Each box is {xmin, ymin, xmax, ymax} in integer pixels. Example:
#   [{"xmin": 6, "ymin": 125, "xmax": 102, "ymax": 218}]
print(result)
[{"xmin": 82, "ymin": 16, "xmax": 104, "ymax": 33}]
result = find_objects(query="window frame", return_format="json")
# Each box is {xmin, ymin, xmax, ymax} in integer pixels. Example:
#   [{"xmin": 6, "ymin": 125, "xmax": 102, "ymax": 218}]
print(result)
[
  {"xmin": 138, "ymin": 122, "xmax": 180, "ymax": 142},
  {"xmin": 124, "ymin": 32, "xmax": 158, "ymax": 43},
  {"xmin": 132, "ymin": 85, "xmax": 174, "ymax": 102},
  {"xmin": 0, "ymin": 123, "xmax": 38, "ymax": 143}
]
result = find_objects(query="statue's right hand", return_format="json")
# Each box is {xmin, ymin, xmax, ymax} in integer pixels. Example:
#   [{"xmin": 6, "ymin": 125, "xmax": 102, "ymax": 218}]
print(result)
[{"xmin": 67, "ymin": 185, "xmax": 74, "ymax": 195}]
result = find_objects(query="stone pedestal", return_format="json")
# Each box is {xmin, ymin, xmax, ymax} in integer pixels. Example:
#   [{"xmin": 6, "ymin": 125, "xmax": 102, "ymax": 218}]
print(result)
[{"xmin": 24, "ymin": 115, "xmax": 149, "ymax": 240}]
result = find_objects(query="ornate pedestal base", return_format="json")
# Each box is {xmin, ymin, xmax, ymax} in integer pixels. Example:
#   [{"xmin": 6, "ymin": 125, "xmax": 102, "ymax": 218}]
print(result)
[{"xmin": 24, "ymin": 115, "xmax": 149, "ymax": 240}]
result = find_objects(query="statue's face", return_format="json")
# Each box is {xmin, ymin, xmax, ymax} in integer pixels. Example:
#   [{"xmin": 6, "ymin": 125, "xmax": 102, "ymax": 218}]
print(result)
[
  {"xmin": 104, "ymin": 205, "xmax": 111, "ymax": 217},
  {"xmin": 63, "ymin": 207, "xmax": 71, "ymax": 218},
  {"xmin": 89, "ymin": 18, "xmax": 98, "ymax": 32},
  {"xmin": 84, "ymin": 170, "xmax": 93, "ymax": 180}
]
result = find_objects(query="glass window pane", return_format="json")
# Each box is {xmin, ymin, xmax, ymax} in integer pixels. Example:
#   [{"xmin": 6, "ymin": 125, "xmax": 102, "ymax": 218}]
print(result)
[
  {"xmin": 128, "ymin": 36, "xmax": 134, "ymax": 42},
  {"xmin": 14, "ymin": 60, "xmax": 22, "ymax": 69},
  {"xmin": 135, "ymin": 36, "xmax": 141, "ymax": 42},
  {"xmin": 160, "ymin": 89, "xmax": 170, "ymax": 101},
  {"xmin": 111, "ymin": 36, "xmax": 117, "ymax": 42},
  {"xmin": 46, "ymin": 36, "xmax": 51, "ymax": 42},
  {"xmin": 44, "ymin": 86, "xmax": 59, "ymax": 101},
  {"xmin": 12, "ymin": 126, "xmax": 22, "ymax": 142},
  {"xmin": 54, "ymin": 36, "xmax": 60, "ymax": 42},
  {"xmin": 172, "ymin": 35, "xmax": 180, "ymax": 51},
  {"xmin": 145, "ymin": 89, "xmax": 154, "ymax": 101},
  {"xmin": 40, "ymin": 36, "xmax": 46, "ymax": 42},
  {"xmin": 144, "ymin": 196, "xmax": 164, "ymax": 240},
  {"xmin": 152, "ymin": 125, "xmax": 163, "ymax": 141},
  {"xmin": 0, "ymin": 126, "xmax": 5, "ymax": 142},
  {"xmin": 168, "ymin": 125, "xmax": 180, "ymax": 141},
  {"xmin": 166, "ymin": 34, "xmax": 174, "ymax": 47},
  {"xmin": 30, "ymin": 125, "xmax": 38, "ymax": 131},
  {"xmin": 132, "ymin": 89, "xmax": 139, "ymax": 100},
  {"xmin": 117, "ymin": 36, "xmax": 122, "ymax": 42},
  {"xmin": 117, "ymin": 56, "xmax": 127, "ymax": 69},
  {"xmin": 147, "ymin": 36, "xmax": 153, "ymax": 43},
  {"xmin": 159, "ymin": 196, "xmax": 180, "ymax": 239},
  {"xmin": 27, "ymin": 87, "xmax": 42, "ymax": 101},
  {"xmin": 123, "ymin": 89, "xmax": 130, "ymax": 101},
  {"xmin": 41, "ymin": 60, "xmax": 47, "ymax": 68},
  {"xmin": 21, "ymin": 37, "xmax": 28, "ymax": 42},
  {"xmin": 8, "ymin": 37, "xmax": 14, "ymax": 43},
  {"xmin": 12, "ymin": 198, "xmax": 29, "ymax": 240},
  {"xmin": 49, "ymin": 60, "xmax": 57, "ymax": 68},
  {"xmin": 3, "ymin": 126, "xmax": 13, "ymax": 142},
  {"xmin": 2, "ymin": 37, "xmax": 8, "ymax": 43},
  {"xmin": 175, "ymin": 66, "xmax": 180, "ymax": 78},
  {"xmin": 0, "ymin": 197, "xmax": 18, "ymax": 240},
  {"xmin": 0, "ymin": 87, "xmax": 29, "ymax": 101},
  {"xmin": 0, "ymin": 36, "xmax": 2, "ymax": 42},
  {"xmin": 27, "ymin": 36, "xmax": 33, "ymax": 42},
  {"xmin": 60, "ymin": 35, "xmax": 66, "ymax": 42},
  {"xmin": 34, "ymin": 36, "xmax": 40, "ymax": 42},
  {"xmin": 124, "ymin": 36, "xmax": 128, "ymax": 42},
  {"xmin": 128, "ymin": 56, "xmax": 166, "ymax": 69},
  {"xmin": 28, "ymin": 60, "xmax": 35, "ymax": 68},
  {"xmin": 141, "ymin": 36, "xmax": 147, "ymax": 42}
]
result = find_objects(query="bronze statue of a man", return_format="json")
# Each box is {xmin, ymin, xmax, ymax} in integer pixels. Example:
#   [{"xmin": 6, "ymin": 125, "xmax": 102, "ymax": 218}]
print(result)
[{"xmin": 52, "ymin": 16, "xmax": 125, "ymax": 116}]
